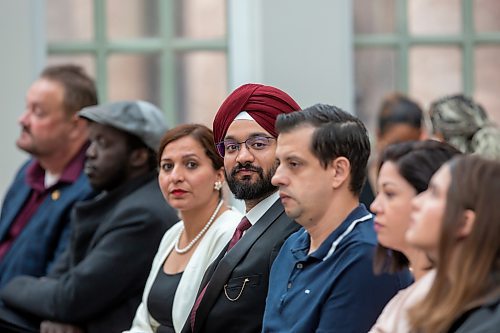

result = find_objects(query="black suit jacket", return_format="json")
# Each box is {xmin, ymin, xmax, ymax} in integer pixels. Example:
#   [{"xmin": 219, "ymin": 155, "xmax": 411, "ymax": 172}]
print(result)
[{"xmin": 183, "ymin": 199, "xmax": 299, "ymax": 333}]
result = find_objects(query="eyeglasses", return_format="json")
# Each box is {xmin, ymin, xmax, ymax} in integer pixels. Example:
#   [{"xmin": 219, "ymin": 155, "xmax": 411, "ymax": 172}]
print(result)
[{"xmin": 216, "ymin": 136, "xmax": 276, "ymax": 157}]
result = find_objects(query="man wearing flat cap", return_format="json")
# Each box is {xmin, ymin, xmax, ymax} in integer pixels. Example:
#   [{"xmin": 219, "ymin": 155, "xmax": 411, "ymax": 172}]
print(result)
[
  {"xmin": 184, "ymin": 84, "xmax": 301, "ymax": 333},
  {"xmin": 0, "ymin": 101, "xmax": 178, "ymax": 333}
]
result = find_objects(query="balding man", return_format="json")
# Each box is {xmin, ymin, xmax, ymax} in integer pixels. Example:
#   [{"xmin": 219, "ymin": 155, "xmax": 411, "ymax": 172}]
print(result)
[
  {"xmin": 0, "ymin": 65, "xmax": 97, "ymax": 288},
  {"xmin": 184, "ymin": 84, "xmax": 301, "ymax": 333}
]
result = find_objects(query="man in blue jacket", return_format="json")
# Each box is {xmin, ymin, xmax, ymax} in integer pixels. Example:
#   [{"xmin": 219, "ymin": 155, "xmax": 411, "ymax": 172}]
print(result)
[{"xmin": 0, "ymin": 65, "xmax": 97, "ymax": 288}]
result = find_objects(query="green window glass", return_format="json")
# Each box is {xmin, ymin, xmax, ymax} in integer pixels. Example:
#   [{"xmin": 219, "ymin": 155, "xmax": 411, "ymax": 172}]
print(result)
[
  {"xmin": 354, "ymin": 0, "xmax": 500, "ymax": 134},
  {"xmin": 46, "ymin": 0, "xmax": 228, "ymax": 126}
]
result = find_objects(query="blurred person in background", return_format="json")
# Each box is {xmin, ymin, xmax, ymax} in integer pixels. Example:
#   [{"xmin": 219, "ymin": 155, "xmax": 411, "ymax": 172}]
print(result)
[
  {"xmin": 407, "ymin": 155, "xmax": 500, "ymax": 332},
  {"xmin": 367, "ymin": 93, "xmax": 426, "ymax": 202},
  {"xmin": 125, "ymin": 124, "xmax": 241, "ymax": 333},
  {"xmin": 429, "ymin": 94, "xmax": 500, "ymax": 160},
  {"xmin": 0, "ymin": 65, "xmax": 97, "ymax": 288},
  {"xmin": 0, "ymin": 101, "xmax": 177, "ymax": 333},
  {"xmin": 369, "ymin": 140, "xmax": 460, "ymax": 333}
]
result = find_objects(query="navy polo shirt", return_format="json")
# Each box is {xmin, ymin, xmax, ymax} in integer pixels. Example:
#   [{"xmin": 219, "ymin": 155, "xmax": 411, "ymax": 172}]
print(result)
[{"xmin": 262, "ymin": 204, "xmax": 413, "ymax": 333}]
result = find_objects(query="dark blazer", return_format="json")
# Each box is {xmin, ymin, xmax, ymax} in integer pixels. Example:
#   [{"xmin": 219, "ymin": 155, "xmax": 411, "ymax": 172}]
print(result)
[
  {"xmin": 0, "ymin": 159, "xmax": 94, "ymax": 288},
  {"xmin": 183, "ymin": 198, "xmax": 299, "ymax": 333},
  {"xmin": 0, "ymin": 172, "xmax": 178, "ymax": 333},
  {"xmin": 449, "ymin": 295, "xmax": 500, "ymax": 333}
]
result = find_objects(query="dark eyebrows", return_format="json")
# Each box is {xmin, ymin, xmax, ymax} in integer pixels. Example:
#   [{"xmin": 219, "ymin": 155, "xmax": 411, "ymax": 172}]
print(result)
[
  {"xmin": 381, "ymin": 181, "xmax": 398, "ymax": 188},
  {"xmin": 160, "ymin": 153, "xmax": 199, "ymax": 162},
  {"xmin": 224, "ymin": 132, "xmax": 272, "ymax": 141}
]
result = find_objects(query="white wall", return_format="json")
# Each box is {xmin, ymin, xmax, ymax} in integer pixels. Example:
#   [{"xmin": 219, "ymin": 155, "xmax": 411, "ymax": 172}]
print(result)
[
  {"xmin": 228, "ymin": 0, "xmax": 354, "ymax": 113},
  {"xmin": 0, "ymin": 1, "xmax": 46, "ymax": 200},
  {"xmin": 227, "ymin": 0, "xmax": 353, "ymax": 211}
]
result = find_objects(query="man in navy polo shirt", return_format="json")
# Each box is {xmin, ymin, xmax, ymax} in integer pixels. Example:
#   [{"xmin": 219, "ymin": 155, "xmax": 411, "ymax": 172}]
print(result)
[{"xmin": 262, "ymin": 104, "xmax": 412, "ymax": 333}]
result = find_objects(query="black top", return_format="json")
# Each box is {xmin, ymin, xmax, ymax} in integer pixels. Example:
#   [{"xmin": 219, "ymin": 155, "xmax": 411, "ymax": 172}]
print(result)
[
  {"xmin": 447, "ymin": 296, "xmax": 500, "ymax": 333},
  {"xmin": 147, "ymin": 264, "xmax": 183, "ymax": 332}
]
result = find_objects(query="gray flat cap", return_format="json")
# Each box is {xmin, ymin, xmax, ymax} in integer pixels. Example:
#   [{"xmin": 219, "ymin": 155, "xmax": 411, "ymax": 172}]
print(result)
[{"xmin": 79, "ymin": 100, "xmax": 168, "ymax": 151}]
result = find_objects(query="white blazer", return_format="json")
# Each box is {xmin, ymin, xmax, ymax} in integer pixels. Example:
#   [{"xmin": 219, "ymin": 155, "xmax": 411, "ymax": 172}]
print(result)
[{"xmin": 124, "ymin": 208, "xmax": 241, "ymax": 333}]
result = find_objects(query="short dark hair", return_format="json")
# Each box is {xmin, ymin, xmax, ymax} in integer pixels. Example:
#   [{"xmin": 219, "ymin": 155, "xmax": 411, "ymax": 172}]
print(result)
[
  {"xmin": 276, "ymin": 103, "xmax": 371, "ymax": 196},
  {"xmin": 158, "ymin": 124, "xmax": 223, "ymax": 171},
  {"xmin": 374, "ymin": 140, "xmax": 461, "ymax": 274},
  {"xmin": 378, "ymin": 93, "xmax": 423, "ymax": 136},
  {"xmin": 41, "ymin": 64, "xmax": 98, "ymax": 117}
]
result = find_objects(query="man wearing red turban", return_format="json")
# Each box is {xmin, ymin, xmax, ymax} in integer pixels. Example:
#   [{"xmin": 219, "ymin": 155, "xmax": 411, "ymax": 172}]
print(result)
[
  {"xmin": 184, "ymin": 84, "xmax": 301, "ymax": 333},
  {"xmin": 212, "ymin": 83, "xmax": 301, "ymax": 143}
]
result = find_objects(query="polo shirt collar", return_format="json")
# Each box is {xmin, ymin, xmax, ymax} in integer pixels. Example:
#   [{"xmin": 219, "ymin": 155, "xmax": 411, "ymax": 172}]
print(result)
[
  {"xmin": 26, "ymin": 142, "xmax": 89, "ymax": 192},
  {"xmin": 291, "ymin": 204, "xmax": 372, "ymax": 261}
]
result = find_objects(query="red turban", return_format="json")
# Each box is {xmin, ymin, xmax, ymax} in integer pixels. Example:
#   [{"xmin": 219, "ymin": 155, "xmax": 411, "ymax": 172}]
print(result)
[{"xmin": 212, "ymin": 83, "xmax": 301, "ymax": 143}]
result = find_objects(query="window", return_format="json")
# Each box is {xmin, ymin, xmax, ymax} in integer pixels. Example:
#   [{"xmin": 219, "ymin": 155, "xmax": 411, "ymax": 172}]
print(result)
[
  {"xmin": 46, "ymin": 0, "xmax": 228, "ymax": 126},
  {"xmin": 353, "ymin": 0, "xmax": 500, "ymax": 134}
]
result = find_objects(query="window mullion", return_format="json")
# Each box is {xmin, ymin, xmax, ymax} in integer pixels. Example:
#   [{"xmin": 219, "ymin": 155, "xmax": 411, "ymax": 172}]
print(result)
[
  {"xmin": 94, "ymin": 0, "xmax": 108, "ymax": 103},
  {"xmin": 396, "ymin": 0, "xmax": 409, "ymax": 93},
  {"xmin": 160, "ymin": 0, "xmax": 177, "ymax": 125},
  {"xmin": 462, "ymin": 0, "xmax": 474, "ymax": 96}
]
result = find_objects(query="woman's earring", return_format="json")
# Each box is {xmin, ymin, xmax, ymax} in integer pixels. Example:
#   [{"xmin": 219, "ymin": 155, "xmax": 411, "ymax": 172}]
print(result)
[{"xmin": 214, "ymin": 181, "xmax": 223, "ymax": 191}]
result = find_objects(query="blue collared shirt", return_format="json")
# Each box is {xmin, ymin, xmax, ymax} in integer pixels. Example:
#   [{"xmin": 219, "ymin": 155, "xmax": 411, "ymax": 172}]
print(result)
[{"xmin": 262, "ymin": 204, "xmax": 413, "ymax": 333}]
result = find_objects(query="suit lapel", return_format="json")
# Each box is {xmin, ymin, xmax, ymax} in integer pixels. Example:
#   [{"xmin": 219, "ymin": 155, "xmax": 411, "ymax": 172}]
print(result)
[
  {"xmin": 194, "ymin": 199, "xmax": 285, "ymax": 332},
  {"xmin": 0, "ymin": 186, "xmax": 31, "ymax": 240}
]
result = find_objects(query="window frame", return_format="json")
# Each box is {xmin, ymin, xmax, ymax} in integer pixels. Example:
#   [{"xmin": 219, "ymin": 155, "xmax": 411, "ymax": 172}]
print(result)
[
  {"xmin": 47, "ymin": 0, "xmax": 228, "ymax": 125},
  {"xmin": 353, "ymin": 0, "xmax": 500, "ymax": 96}
]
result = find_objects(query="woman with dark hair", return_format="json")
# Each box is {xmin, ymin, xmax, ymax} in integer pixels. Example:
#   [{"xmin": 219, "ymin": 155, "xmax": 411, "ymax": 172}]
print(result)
[
  {"xmin": 125, "ymin": 124, "xmax": 241, "ymax": 333},
  {"xmin": 407, "ymin": 155, "xmax": 500, "ymax": 333},
  {"xmin": 369, "ymin": 140, "xmax": 460, "ymax": 332}
]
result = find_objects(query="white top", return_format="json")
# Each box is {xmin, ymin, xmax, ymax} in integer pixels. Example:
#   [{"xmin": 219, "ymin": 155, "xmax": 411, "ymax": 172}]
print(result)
[
  {"xmin": 44, "ymin": 171, "xmax": 60, "ymax": 188},
  {"xmin": 369, "ymin": 269, "xmax": 436, "ymax": 333},
  {"xmin": 123, "ymin": 208, "xmax": 242, "ymax": 333}
]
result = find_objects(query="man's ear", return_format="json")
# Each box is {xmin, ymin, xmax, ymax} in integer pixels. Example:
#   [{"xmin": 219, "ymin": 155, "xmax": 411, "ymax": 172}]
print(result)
[
  {"xmin": 68, "ymin": 115, "xmax": 88, "ymax": 141},
  {"xmin": 457, "ymin": 209, "xmax": 476, "ymax": 239},
  {"xmin": 331, "ymin": 157, "xmax": 350, "ymax": 190},
  {"xmin": 129, "ymin": 148, "xmax": 150, "ymax": 168}
]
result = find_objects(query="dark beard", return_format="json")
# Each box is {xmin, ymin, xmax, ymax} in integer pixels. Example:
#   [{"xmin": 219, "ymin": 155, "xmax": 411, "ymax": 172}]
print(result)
[{"xmin": 226, "ymin": 162, "xmax": 277, "ymax": 201}]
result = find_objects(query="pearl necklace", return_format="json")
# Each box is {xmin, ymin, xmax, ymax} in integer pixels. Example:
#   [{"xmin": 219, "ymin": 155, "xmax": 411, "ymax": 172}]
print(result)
[{"xmin": 174, "ymin": 199, "xmax": 224, "ymax": 254}]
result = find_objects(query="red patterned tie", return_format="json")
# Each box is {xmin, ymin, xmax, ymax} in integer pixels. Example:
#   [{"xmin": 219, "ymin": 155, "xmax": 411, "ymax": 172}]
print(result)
[
  {"xmin": 189, "ymin": 216, "xmax": 252, "ymax": 330},
  {"xmin": 226, "ymin": 216, "xmax": 252, "ymax": 251}
]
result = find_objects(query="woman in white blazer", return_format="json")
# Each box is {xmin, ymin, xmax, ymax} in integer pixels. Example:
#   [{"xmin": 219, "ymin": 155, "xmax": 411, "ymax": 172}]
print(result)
[{"xmin": 124, "ymin": 124, "xmax": 241, "ymax": 333}]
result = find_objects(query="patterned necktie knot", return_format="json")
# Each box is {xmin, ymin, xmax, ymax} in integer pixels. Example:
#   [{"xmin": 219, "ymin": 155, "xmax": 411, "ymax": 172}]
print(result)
[{"xmin": 227, "ymin": 217, "xmax": 252, "ymax": 251}]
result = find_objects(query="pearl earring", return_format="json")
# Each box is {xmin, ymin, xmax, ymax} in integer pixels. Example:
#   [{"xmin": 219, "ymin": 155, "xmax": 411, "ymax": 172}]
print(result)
[{"xmin": 214, "ymin": 181, "xmax": 222, "ymax": 191}]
